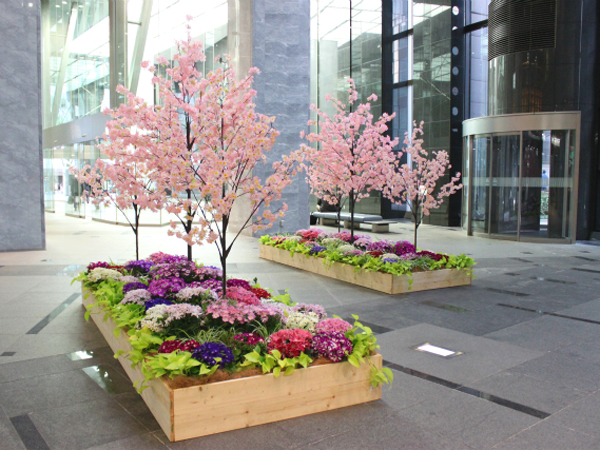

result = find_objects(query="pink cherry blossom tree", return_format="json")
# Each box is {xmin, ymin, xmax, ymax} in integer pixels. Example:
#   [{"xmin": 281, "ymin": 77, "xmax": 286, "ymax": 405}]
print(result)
[
  {"xmin": 107, "ymin": 27, "xmax": 301, "ymax": 294},
  {"xmin": 73, "ymin": 144, "xmax": 162, "ymax": 260},
  {"xmin": 299, "ymin": 80, "xmax": 399, "ymax": 240},
  {"xmin": 384, "ymin": 122, "xmax": 462, "ymax": 248}
]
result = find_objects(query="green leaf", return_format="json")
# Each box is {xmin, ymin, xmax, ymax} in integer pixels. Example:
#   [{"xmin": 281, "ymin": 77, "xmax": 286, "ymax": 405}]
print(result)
[
  {"xmin": 347, "ymin": 354, "xmax": 360, "ymax": 368},
  {"xmin": 273, "ymin": 366, "xmax": 282, "ymax": 378}
]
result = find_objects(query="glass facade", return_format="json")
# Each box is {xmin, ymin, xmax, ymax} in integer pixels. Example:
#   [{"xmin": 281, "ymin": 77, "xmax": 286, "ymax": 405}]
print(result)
[
  {"xmin": 310, "ymin": 0, "xmax": 383, "ymax": 214},
  {"xmin": 41, "ymin": 0, "xmax": 228, "ymax": 225}
]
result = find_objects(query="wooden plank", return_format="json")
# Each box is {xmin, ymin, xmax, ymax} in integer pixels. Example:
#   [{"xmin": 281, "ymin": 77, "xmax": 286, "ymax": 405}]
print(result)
[
  {"xmin": 82, "ymin": 286, "xmax": 382, "ymax": 442},
  {"xmin": 82, "ymin": 291, "xmax": 174, "ymax": 441},
  {"xmin": 259, "ymin": 244, "xmax": 472, "ymax": 294},
  {"xmin": 172, "ymin": 354, "xmax": 382, "ymax": 440}
]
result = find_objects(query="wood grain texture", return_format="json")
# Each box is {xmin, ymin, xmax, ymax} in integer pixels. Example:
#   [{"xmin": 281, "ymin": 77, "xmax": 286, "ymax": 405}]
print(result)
[
  {"xmin": 82, "ymin": 287, "xmax": 381, "ymax": 442},
  {"xmin": 259, "ymin": 244, "xmax": 472, "ymax": 294}
]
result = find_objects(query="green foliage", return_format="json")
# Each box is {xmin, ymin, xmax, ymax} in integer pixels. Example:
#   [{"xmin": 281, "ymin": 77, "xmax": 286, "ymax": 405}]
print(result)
[
  {"xmin": 346, "ymin": 315, "xmax": 393, "ymax": 388},
  {"xmin": 135, "ymin": 351, "xmax": 218, "ymax": 393},
  {"xmin": 261, "ymin": 238, "xmax": 475, "ymax": 277},
  {"xmin": 241, "ymin": 348, "xmax": 312, "ymax": 378}
]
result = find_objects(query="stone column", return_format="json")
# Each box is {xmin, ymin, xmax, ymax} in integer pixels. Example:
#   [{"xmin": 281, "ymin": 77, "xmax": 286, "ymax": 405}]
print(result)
[
  {"xmin": 228, "ymin": 0, "xmax": 311, "ymax": 236},
  {"xmin": 0, "ymin": 0, "xmax": 45, "ymax": 251}
]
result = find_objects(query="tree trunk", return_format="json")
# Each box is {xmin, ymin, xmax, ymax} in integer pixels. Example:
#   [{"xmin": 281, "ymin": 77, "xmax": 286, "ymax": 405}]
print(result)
[
  {"xmin": 186, "ymin": 189, "xmax": 192, "ymax": 261},
  {"xmin": 349, "ymin": 189, "xmax": 355, "ymax": 242},
  {"xmin": 220, "ymin": 215, "xmax": 229, "ymax": 297},
  {"xmin": 414, "ymin": 220, "xmax": 418, "ymax": 250},
  {"xmin": 134, "ymin": 205, "xmax": 140, "ymax": 260}
]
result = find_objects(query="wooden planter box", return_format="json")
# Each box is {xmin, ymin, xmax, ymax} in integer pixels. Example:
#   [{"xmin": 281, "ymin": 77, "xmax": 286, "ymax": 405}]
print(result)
[
  {"xmin": 82, "ymin": 291, "xmax": 382, "ymax": 442},
  {"xmin": 259, "ymin": 244, "xmax": 472, "ymax": 295}
]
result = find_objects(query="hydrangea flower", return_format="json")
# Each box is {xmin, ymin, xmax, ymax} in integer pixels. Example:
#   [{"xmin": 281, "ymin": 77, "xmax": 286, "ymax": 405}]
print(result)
[
  {"xmin": 191, "ymin": 342, "xmax": 234, "ymax": 368},
  {"xmin": 315, "ymin": 318, "xmax": 353, "ymax": 334},
  {"xmin": 292, "ymin": 303, "xmax": 327, "ymax": 319},
  {"xmin": 312, "ymin": 331, "xmax": 353, "ymax": 362},
  {"xmin": 120, "ymin": 289, "xmax": 152, "ymax": 306},
  {"xmin": 285, "ymin": 311, "xmax": 320, "ymax": 332},
  {"xmin": 144, "ymin": 298, "xmax": 172, "ymax": 311},
  {"xmin": 268, "ymin": 329, "xmax": 313, "ymax": 358},
  {"xmin": 122, "ymin": 282, "xmax": 148, "ymax": 294},
  {"xmin": 88, "ymin": 268, "xmax": 123, "ymax": 282}
]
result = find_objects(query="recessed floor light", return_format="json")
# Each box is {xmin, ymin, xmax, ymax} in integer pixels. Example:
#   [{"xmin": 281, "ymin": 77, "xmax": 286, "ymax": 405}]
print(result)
[{"xmin": 414, "ymin": 343, "xmax": 462, "ymax": 358}]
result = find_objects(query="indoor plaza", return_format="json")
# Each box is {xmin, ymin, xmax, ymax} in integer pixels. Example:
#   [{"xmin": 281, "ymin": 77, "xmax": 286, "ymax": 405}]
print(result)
[{"xmin": 1, "ymin": 1, "xmax": 600, "ymax": 449}]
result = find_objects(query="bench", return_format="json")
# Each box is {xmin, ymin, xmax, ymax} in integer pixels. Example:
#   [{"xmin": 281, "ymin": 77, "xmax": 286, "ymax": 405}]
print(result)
[{"xmin": 312, "ymin": 212, "xmax": 395, "ymax": 233}]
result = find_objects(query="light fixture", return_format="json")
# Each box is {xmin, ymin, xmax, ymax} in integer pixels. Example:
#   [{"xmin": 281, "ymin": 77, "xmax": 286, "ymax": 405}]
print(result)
[{"xmin": 414, "ymin": 343, "xmax": 462, "ymax": 358}]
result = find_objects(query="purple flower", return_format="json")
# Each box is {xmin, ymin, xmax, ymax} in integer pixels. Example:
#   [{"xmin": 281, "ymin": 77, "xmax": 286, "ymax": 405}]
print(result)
[
  {"xmin": 123, "ymin": 282, "xmax": 148, "ymax": 294},
  {"xmin": 147, "ymin": 277, "xmax": 187, "ymax": 298},
  {"xmin": 309, "ymin": 246, "xmax": 327, "ymax": 255},
  {"xmin": 417, "ymin": 250, "xmax": 444, "ymax": 261},
  {"xmin": 191, "ymin": 342, "xmax": 234, "ymax": 368},
  {"xmin": 144, "ymin": 298, "xmax": 172, "ymax": 311},
  {"xmin": 200, "ymin": 278, "xmax": 222, "ymax": 293},
  {"xmin": 124, "ymin": 259, "xmax": 154, "ymax": 274},
  {"xmin": 366, "ymin": 240, "xmax": 395, "ymax": 253},
  {"xmin": 394, "ymin": 241, "xmax": 416, "ymax": 256},
  {"xmin": 87, "ymin": 261, "xmax": 110, "ymax": 271},
  {"xmin": 382, "ymin": 258, "xmax": 398, "ymax": 264},
  {"xmin": 227, "ymin": 278, "xmax": 252, "ymax": 289},
  {"xmin": 293, "ymin": 303, "xmax": 327, "ymax": 319},
  {"xmin": 312, "ymin": 331, "xmax": 353, "ymax": 362}
]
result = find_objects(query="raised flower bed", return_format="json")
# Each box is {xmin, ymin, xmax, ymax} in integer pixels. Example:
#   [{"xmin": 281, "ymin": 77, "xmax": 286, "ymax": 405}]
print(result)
[
  {"xmin": 259, "ymin": 229, "xmax": 475, "ymax": 295},
  {"xmin": 77, "ymin": 254, "xmax": 389, "ymax": 442}
]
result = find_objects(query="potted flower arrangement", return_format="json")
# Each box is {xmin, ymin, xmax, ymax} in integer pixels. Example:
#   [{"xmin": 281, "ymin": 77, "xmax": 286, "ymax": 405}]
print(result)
[
  {"xmin": 259, "ymin": 229, "xmax": 475, "ymax": 294},
  {"xmin": 76, "ymin": 252, "xmax": 391, "ymax": 442}
]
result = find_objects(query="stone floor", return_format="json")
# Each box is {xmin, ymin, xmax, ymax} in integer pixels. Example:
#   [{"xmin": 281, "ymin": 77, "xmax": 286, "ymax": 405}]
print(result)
[{"xmin": 1, "ymin": 214, "xmax": 600, "ymax": 449}]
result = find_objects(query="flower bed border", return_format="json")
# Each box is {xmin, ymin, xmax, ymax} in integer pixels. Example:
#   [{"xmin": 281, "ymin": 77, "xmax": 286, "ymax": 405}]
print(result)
[
  {"xmin": 82, "ymin": 289, "xmax": 382, "ymax": 442},
  {"xmin": 259, "ymin": 244, "xmax": 472, "ymax": 294}
]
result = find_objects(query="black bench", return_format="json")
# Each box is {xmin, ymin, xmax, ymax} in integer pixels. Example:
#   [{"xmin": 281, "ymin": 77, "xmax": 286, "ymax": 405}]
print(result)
[{"xmin": 312, "ymin": 212, "xmax": 394, "ymax": 233}]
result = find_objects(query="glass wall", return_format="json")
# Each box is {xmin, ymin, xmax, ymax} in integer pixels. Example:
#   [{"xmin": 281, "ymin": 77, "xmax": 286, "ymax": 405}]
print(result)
[
  {"xmin": 310, "ymin": 0, "xmax": 382, "ymax": 214},
  {"xmin": 463, "ymin": 113, "xmax": 580, "ymax": 242},
  {"xmin": 41, "ymin": 0, "xmax": 228, "ymax": 225},
  {"xmin": 42, "ymin": 0, "xmax": 110, "ymax": 128}
]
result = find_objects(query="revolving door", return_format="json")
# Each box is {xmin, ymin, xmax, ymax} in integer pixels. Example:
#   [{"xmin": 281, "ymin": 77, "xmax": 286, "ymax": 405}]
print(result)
[{"xmin": 463, "ymin": 113, "xmax": 580, "ymax": 242}]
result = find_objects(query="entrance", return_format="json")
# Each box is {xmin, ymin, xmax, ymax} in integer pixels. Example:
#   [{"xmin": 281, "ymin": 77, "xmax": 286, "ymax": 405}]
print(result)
[{"xmin": 463, "ymin": 113, "xmax": 579, "ymax": 243}]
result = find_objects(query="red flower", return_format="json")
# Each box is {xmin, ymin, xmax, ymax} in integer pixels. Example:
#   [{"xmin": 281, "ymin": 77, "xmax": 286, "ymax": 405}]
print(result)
[
  {"xmin": 250, "ymin": 287, "xmax": 271, "ymax": 299},
  {"xmin": 367, "ymin": 251, "xmax": 384, "ymax": 257},
  {"xmin": 268, "ymin": 329, "xmax": 313, "ymax": 358}
]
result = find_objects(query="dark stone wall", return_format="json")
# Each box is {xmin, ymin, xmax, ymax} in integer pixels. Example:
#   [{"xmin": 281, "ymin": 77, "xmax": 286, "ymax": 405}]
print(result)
[{"xmin": 0, "ymin": 0, "xmax": 45, "ymax": 251}]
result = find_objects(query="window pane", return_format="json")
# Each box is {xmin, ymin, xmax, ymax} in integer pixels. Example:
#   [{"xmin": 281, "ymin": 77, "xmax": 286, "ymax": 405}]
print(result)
[
  {"xmin": 392, "ymin": 0, "xmax": 409, "ymax": 33},
  {"xmin": 392, "ymin": 37, "xmax": 409, "ymax": 83},
  {"xmin": 468, "ymin": 0, "xmax": 491, "ymax": 24},
  {"xmin": 468, "ymin": 27, "xmax": 488, "ymax": 118}
]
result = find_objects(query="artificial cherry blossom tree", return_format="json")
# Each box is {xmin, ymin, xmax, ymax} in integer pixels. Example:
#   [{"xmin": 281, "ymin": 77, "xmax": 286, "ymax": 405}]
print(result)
[
  {"xmin": 384, "ymin": 122, "xmax": 462, "ymax": 248},
  {"xmin": 73, "ymin": 145, "xmax": 162, "ymax": 260},
  {"xmin": 108, "ymin": 27, "xmax": 301, "ymax": 294},
  {"xmin": 299, "ymin": 80, "xmax": 399, "ymax": 240}
]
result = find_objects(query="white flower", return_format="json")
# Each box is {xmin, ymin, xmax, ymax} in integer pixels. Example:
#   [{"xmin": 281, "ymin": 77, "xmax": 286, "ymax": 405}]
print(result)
[
  {"xmin": 121, "ymin": 289, "xmax": 151, "ymax": 305},
  {"xmin": 285, "ymin": 311, "xmax": 320, "ymax": 332},
  {"xmin": 88, "ymin": 268, "xmax": 122, "ymax": 282}
]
